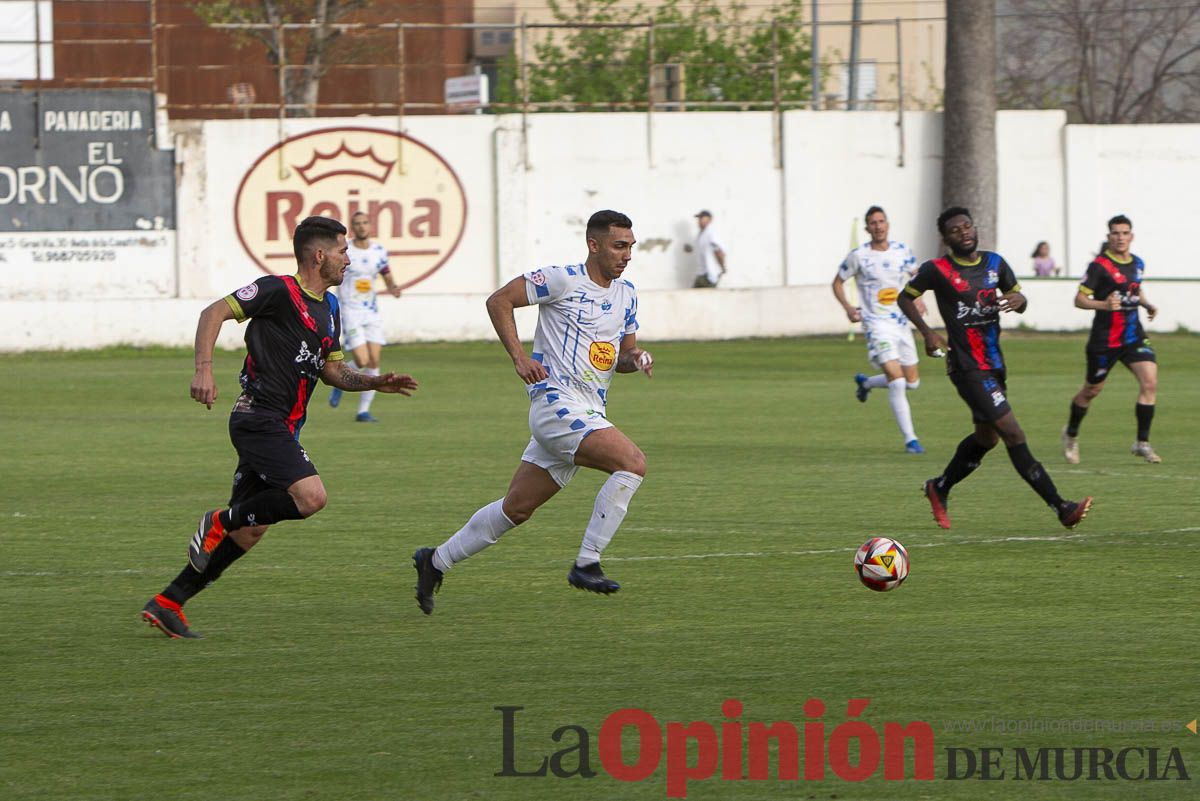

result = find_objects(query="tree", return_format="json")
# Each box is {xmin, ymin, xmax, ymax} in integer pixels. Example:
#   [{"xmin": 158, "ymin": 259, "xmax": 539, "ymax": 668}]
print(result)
[
  {"xmin": 997, "ymin": 0, "xmax": 1200, "ymax": 123},
  {"xmin": 191, "ymin": 0, "xmax": 368, "ymax": 117},
  {"xmin": 942, "ymin": 0, "xmax": 997, "ymax": 245},
  {"xmin": 493, "ymin": 0, "xmax": 813, "ymax": 110}
]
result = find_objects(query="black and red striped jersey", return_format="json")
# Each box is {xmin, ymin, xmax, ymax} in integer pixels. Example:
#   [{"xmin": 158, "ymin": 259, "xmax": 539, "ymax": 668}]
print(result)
[
  {"xmin": 903, "ymin": 251, "xmax": 1020, "ymax": 375},
  {"xmin": 1079, "ymin": 251, "xmax": 1146, "ymax": 352},
  {"xmin": 223, "ymin": 274, "xmax": 344, "ymax": 435}
]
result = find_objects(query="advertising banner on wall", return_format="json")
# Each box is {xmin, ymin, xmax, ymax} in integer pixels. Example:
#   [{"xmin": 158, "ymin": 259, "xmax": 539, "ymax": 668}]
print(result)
[
  {"xmin": 0, "ymin": 89, "xmax": 176, "ymax": 300},
  {"xmin": 233, "ymin": 127, "xmax": 467, "ymax": 290}
]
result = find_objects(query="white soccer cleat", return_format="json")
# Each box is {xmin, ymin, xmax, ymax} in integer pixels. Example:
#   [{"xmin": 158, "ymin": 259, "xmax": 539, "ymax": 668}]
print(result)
[
  {"xmin": 1131, "ymin": 441, "xmax": 1162, "ymax": 464},
  {"xmin": 1061, "ymin": 426, "xmax": 1080, "ymax": 464}
]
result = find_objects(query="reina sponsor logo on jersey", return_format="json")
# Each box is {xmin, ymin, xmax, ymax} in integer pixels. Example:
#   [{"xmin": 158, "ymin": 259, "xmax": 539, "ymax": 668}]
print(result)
[
  {"xmin": 589, "ymin": 341, "xmax": 616, "ymax": 370},
  {"xmin": 877, "ymin": 288, "xmax": 899, "ymax": 305},
  {"xmin": 234, "ymin": 127, "xmax": 467, "ymax": 290}
]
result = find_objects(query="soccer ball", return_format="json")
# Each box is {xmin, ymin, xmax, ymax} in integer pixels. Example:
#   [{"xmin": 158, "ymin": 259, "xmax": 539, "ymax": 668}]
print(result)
[{"xmin": 854, "ymin": 537, "xmax": 909, "ymax": 592}]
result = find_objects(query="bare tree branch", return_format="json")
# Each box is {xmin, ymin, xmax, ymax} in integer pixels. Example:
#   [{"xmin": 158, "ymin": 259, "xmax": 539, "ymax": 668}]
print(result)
[{"xmin": 998, "ymin": 0, "xmax": 1200, "ymax": 123}]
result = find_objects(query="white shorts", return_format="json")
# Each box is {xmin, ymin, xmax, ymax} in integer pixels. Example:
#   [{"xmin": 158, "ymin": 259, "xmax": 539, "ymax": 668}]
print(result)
[
  {"xmin": 864, "ymin": 320, "xmax": 918, "ymax": 368},
  {"xmin": 341, "ymin": 308, "xmax": 385, "ymax": 351},
  {"xmin": 521, "ymin": 389, "xmax": 613, "ymax": 487}
]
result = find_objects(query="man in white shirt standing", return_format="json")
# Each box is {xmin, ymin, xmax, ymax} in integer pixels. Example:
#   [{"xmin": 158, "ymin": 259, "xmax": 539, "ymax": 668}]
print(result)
[
  {"xmin": 832, "ymin": 205, "xmax": 926, "ymax": 454},
  {"xmin": 687, "ymin": 209, "xmax": 727, "ymax": 288},
  {"xmin": 328, "ymin": 211, "xmax": 402, "ymax": 422},
  {"xmin": 412, "ymin": 210, "xmax": 654, "ymax": 614}
]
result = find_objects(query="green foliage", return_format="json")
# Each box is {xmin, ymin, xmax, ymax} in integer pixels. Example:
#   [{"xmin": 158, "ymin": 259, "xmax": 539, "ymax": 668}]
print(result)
[{"xmin": 494, "ymin": 0, "xmax": 813, "ymax": 110}]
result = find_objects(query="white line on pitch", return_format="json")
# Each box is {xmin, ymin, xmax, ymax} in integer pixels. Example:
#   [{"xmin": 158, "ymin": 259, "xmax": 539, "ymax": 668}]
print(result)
[{"xmin": 2, "ymin": 528, "xmax": 1195, "ymax": 578}]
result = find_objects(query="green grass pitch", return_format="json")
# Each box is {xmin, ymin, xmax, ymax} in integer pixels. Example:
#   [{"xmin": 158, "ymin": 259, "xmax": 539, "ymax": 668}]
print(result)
[{"xmin": 1, "ymin": 334, "xmax": 1197, "ymax": 800}]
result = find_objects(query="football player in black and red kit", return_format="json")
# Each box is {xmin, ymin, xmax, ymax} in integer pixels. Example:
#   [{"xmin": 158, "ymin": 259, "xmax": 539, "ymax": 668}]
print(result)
[
  {"xmin": 898, "ymin": 207, "xmax": 1092, "ymax": 531},
  {"xmin": 141, "ymin": 216, "xmax": 419, "ymax": 639},
  {"xmin": 1060, "ymin": 214, "xmax": 1161, "ymax": 465}
]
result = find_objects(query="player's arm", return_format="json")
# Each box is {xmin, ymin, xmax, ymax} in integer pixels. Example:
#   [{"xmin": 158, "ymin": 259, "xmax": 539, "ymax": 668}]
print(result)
[
  {"xmin": 1138, "ymin": 289, "xmax": 1157, "ymax": 320},
  {"xmin": 320, "ymin": 359, "xmax": 418, "ymax": 395},
  {"xmin": 998, "ymin": 261, "xmax": 1027, "ymax": 313},
  {"xmin": 714, "ymin": 246, "xmax": 727, "ymax": 276},
  {"xmin": 190, "ymin": 299, "xmax": 237, "ymax": 409},
  {"xmin": 1074, "ymin": 263, "xmax": 1118, "ymax": 311},
  {"xmin": 898, "ymin": 280, "xmax": 946, "ymax": 356},
  {"xmin": 897, "ymin": 289, "xmax": 937, "ymax": 339},
  {"xmin": 1074, "ymin": 288, "xmax": 1121, "ymax": 312},
  {"xmin": 999, "ymin": 290, "xmax": 1027, "ymax": 313},
  {"xmin": 905, "ymin": 257, "xmax": 928, "ymax": 316},
  {"xmin": 381, "ymin": 269, "xmax": 402, "ymax": 298},
  {"xmin": 616, "ymin": 333, "xmax": 653, "ymax": 377},
  {"xmin": 831, "ymin": 275, "xmax": 862, "ymax": 323},
  {"xmin": 486, "ymin": 275, "xmax": 547, "ymax": 385}
]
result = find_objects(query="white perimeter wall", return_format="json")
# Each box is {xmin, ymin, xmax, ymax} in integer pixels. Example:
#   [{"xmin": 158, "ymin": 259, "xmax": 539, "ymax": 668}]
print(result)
[{"xmin": 4, "ymin": 111, "xmax": 1200, "ymax": 351}]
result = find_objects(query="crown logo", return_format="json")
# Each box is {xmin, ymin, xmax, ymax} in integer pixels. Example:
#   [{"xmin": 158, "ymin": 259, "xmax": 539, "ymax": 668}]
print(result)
[{"xmin": 293, "ymin": 141, "xmax": 396, "ymax": 185}]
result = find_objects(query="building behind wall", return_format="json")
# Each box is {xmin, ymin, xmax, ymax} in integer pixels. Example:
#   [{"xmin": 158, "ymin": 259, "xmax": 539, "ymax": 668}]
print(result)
[{"xmin": 5, "ymin": 0, "xmax": 474, "ymax": 117}]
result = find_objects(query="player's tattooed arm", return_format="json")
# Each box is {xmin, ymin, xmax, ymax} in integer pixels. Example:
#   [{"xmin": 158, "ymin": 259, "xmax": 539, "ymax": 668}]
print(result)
[
  {"xmin": 617, "ymin": 336, "xmax": 653, "ymax": 377},
  {"xmin": 320, "ymin": 361, "xmax": 419, "ymax": 395}
]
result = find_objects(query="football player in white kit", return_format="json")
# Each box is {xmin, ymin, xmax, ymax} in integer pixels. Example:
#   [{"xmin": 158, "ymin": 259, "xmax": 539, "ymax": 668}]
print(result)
[
  {"xmin": 412, "ymin": 210, "xmax": 653, "ymax": 614},
  {"xmin": 328, "ymin": 211, "xmax": 402, "ymax": 422},
  {"xmin": 832, "ymin": 206, "xmax": 926, "ymax": 454}
]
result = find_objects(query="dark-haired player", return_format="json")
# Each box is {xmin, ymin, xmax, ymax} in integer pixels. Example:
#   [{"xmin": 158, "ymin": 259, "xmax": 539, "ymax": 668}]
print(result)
[
  {"xmin": 1061, "ymin": 214, "xmax": 1161, "ymax": 464},
  {"xmin": 832, "ymin": 205, "xmax": 924, "ymax": 454},
  {"xmin": 897, "ymin": 206, "xmax": 1092, "ymax": 530},
  {"xmin": 140, "ymin": 215, "xmax": 419, "ymax": 639},
  {"xmin": 412, "ymin": 210, "xmax": 654, "ymax": 614}
]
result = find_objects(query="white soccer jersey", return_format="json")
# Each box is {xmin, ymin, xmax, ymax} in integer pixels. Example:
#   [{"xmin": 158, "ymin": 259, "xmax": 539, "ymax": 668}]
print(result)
[
  {"xmin": 338, "ymin": 241, "xmax": 391, "ymax": 312},
  {"xmin": 523, "ymin": 264, "xmax": 639, "ymax": 409},
  {"xmin": 836, "ymin": 240, "xmax": 917, "ymax": 324},
  {"xmin": 695, "ymin": 226, "xmax": 726, "ymax": 283}
]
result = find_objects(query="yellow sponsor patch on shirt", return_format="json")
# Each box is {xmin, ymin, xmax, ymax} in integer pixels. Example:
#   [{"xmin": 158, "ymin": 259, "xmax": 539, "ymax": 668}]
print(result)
[
  {"xmin": 877, "ymin": 287, "xmax": 899, "ymax": 305},
  {"xmin": 589, "ymin": 341, "xmax": 616, "ymax": 370},
  {"xmin": 354, "ymin": 278, "xmax": 372, "ymax": 293}
]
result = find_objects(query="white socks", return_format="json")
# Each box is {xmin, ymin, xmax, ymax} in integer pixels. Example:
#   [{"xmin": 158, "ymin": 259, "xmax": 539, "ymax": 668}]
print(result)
[
  {"xmin": 888, "ymin": 377, "xmax": 917, "ymax": 442},
  {"xmin": 576, "ymin": 471, "xmax": 644, "ymax": 566},
  {"xmin": 358, "ymin": 367, "xmax": 380, "ymax": 414},
  {"xmin": 431, "ymin": 471, "xmax": 644, "ymax": 573},
  {"xmin": 864, "ymin": 374, "xmax": 890, "ymax": 389},
  {"xmin": 433, "ymin": 498, "xmax": 515, "ymax": 572}
]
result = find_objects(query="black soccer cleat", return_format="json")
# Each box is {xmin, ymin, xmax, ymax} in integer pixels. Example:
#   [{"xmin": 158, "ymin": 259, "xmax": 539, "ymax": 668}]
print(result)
[
  {"xmin": 1058, "ymin": 496, "xmax": 1093, "ymax": 529},
  {"xmin": 413, "ymin": 547, "xmax": 443, "ymax": 615},
  {"xmin": 568, "ymin": 562, "xmax": 621, "ymax": 594},
  {"xmin": 141, "ymin": 596, "xmax": 203, "ymax": 639},
  {"xmin": 854, "ymin": 373, "xmax": 870, "ymax": 403}
]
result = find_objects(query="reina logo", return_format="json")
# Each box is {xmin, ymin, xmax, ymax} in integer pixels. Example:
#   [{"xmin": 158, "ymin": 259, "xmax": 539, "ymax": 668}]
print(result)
[
  {"xmin": 589, "ymin": 341, "xmax": 616, "ymax": 371},
  {"xmin": 234, "ymin": 127, "xmax": 467, "ymax": 289}
]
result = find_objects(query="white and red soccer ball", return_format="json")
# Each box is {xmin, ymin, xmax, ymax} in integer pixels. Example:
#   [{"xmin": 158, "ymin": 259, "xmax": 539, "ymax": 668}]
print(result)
[{"xmin": 854, "ymin": 537, "xmax": 909, "ymax": 592}]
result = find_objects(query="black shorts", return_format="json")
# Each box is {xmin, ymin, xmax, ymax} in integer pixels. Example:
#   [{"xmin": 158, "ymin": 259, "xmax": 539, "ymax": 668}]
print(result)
[
  {"xmin": 950, "ymin": 369, "xmax": 1012, "ymax": 424},
  {"xmin": 1085, "ymin": 340, "xmax": 1156, "ymax": 385},
  {"xmin": 227, "ymin": 411, "xmax": 319, "ymax": 505}
]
